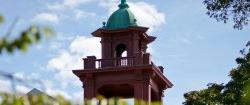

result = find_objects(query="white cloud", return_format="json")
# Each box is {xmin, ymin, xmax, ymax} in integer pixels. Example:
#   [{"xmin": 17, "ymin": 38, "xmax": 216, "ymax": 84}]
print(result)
[
  {"xmin": 5, "ymin": 76, "xmax": 74, "ymax": 100},
  {"xmin": 49, "ymin": 41, "xmax": 63, "ymax": 50},
  {"xmin": 47, "ymin": 51, "xmax": 81, "ymax": 72},
  {"xmin": 11, "ymin": 72, "xmax": 47, "ymax": 93},
  {"xmin": 56, "ymin": 33, "xmax": 75, "ymax": 41},
  {"xmin": 129, "ymin": 2, "xmax": 166, "ymax": 32},
  {"xmin": 47, "ymin": 36, "xmax": 101, "ymax": 88},
  {"xmin": 0, "ymin": 78, "xmax": 31, "ymax": 95},
  {"xmin": 0, "ymin": 79, "xmax": 11, "ymax": 93},
  {"xmin": 45, "ymin": 0, "xmax": 96, "ymax": 22},
  {"xmin": 42, "ymin": 79, "xmax": 80, "ymax": 101},
  {"xmin": 40, "ymin": 33, "xmax": 75, "ymax": 51},
  {"xmin": 13, "ymin": 72, "xmax": 25, "ymax": 80},
  {"xmin": 180, "ymin": 37, "xmax": 192, "ymax": 44},
  {"xmin": 99, "ymin": 0, "xmax": 118, "ymax": 13},
  {"xmin": 44, "ymin": 0, "xmax": 165, "ymax": 27},
  {"xmin": 72, "ymin": 92, "xmax": 84, "ymax": 104},
  {"xmin": 63, "ymin": 0, "xmax": 84, "ymax": 7},
  {"xmin": 74, "ymin": 9, "xmax": 96, "ymax": 19},
  {"xmin": 69, "ymin": 36, "xmax": 100, "ymax": 56},
  {"xmin": 34, "ymin": 12, "xmax": 59, "ymax": 23},
  {"xmin": 55, "ymin": 70, "xmax": 82, "ymax": 88},
  {"xmin": 48, "ymin": 0, "xmax": 91, "ymax": 11},
  {"xmin": 0, "ymin": 78, "xmax": 72, "ymax": 100},
  {"xmin": 16, "ymin": 85, "xmax": 32, "ymax": 95},
  {"xmin": 46, "ymin": 88, "xmax": 71, "ymax": 99}
]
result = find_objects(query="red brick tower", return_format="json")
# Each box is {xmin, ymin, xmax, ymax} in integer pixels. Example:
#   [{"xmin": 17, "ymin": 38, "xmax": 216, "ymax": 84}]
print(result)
[{"xmin": 73, "ymin": 0, "xmax": 173, "ymax": 104}]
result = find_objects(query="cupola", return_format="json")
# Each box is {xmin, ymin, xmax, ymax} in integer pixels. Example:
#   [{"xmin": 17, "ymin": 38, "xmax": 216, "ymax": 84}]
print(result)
[{"xmin": 105, "ymin": 0, "xmax": 137, "ymax": 30}]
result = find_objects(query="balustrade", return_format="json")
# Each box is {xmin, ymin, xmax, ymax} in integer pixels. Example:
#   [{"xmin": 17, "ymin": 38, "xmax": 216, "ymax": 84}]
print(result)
[{"xmin": 83, "ymin": 53, "xmax": 157, "ymax": 70}]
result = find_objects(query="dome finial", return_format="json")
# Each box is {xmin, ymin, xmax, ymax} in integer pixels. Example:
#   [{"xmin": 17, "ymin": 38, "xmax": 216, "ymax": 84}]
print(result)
[
  {"xmin": 121, "ymin": 0, "xmax": 126, "ymax": 4},
  {"xmin": 119, "ymin": 0, "xmax": 129, "ymax": 8}
]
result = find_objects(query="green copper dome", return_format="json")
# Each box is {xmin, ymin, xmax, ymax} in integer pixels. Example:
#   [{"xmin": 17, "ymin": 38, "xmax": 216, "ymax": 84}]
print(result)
[{"xmin": 105, "ymin": 0, "xmax": 137, "ymax": 30}]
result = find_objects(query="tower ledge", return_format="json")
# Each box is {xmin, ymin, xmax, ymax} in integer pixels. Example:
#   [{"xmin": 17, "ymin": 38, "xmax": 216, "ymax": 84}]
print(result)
[{"xmin": 73, "ymin": 64, "xmax": 173, "ymax": 89}]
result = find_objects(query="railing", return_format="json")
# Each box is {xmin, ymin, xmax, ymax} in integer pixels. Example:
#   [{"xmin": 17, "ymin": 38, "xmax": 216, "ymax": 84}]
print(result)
[
  {"xmin": 95, "ymin": 57, "xmax": 134, "ymax": 68},
  {"xmin": 83, "ymin": 53, "xmax": 152, "ymax": 69},
  {"xmin": 83, "ymin": 53, "xmax": 165, "ymax": 73}
]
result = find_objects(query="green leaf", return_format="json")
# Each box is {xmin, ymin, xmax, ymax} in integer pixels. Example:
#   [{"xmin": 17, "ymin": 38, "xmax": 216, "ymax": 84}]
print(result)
[
  {"xmin": 13, "ymin": 40, "xmax": 19, "ymax": 48},
  {"xmin": 236, "ymin": 58, "xmax": 246, "ymax": 64},
  {"xmin": 242, "ymin": 82, "xmax": 250, "ymax": 104},
  {"xmin": 247, "ymin": 41, "xmax": 250, "ymax": 47},
  {"xmin": 42, "ymin": 26, "xmax": 55, "ymax": 39},
  {"xmin": 21, "ymin": 32, "xmax": 32, "ymax": 44},
  {"xmin": 0, "ymin": 15, "xmax": 4, "ymax": 24},
  {"xmin": 0, "ymin": 39, "xmax": 4, "ymax": 51},
  {"xmin": 184, "ymin": 42, "xmax": 250, "ymax": 104},
  {"xmin": 34, "ymin": 32, "xmax": 41, "ymax": 42},
  {"xmin": 6, "ymin": 43, "xmax": 14, "ymax": 53},
  {"xmin": 20, "ymin": 43, "xmax": 28, "ymax": 52},
  {"xmin": 29, "ymin": 26, "xmax": 38, "ymax": 34},
  {"xmin": 0, "ymin": 25, "xmax": 54, "ymax": 54}
]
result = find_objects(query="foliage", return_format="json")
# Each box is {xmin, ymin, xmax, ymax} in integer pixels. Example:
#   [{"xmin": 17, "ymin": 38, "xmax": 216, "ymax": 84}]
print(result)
[
  {"xmin": 0, "ymin": 15, "xmax": 3, "ymax": 24},
  {"xmin": 86, "ymin": 98, "xmax": 161, "ymax": 105},
  {"xmin": 242, "ymin": 83, "xmax": 250, "ymax": 104},
  {"xmin": 204, "ymin": 0, "xmax": 250, "ymax": 29},
  {"xmin": 183, "ymin": 83, "xmax": 224, "ymax": 105},
  {"xmin": 0, "ymin": 93, "xmax": 161, "ymax": 105},
  {"xmin": 0, "ymin": 93, "xmax": 71, "ymax": 105},
  {"xmin": 0, "ymin": 26, "xmax": 54, "ymax": 54},
  {"xmin": 0, "ymin": 15, "xmax": 54, "ymax": 54},
  {"xmin": 0, "ymin": 93, "xmax": 162, "ymax": 105},
  {"xmin": 183, "ymin": 42, "xmax": 250, "ymax": 105}
]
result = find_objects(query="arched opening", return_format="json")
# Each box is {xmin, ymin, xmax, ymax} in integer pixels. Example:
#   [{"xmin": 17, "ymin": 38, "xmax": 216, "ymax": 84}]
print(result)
[
  {"xmin": 115, "ymin": 44, "xmax": 127, "ymax": 58},
  {"xmin": 97, "ymin": 84, "xmax": 134, "ymax": 104},
  {"xmin": 115, "ymin": 44, "xmax": 129, "ymax": 66},
  {"xmin": 98, "ymin": 84, "xmax": 134, "ymax": 98}
]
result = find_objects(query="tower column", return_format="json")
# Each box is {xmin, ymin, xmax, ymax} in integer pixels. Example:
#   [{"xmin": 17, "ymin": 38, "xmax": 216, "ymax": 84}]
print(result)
[
  {"xmin": 156, "ymin": 91, "xmax": 164, "ymax": 105},
  {"xmin": 134, "ymin": 81, "xmax": 151, "ymax": 105},
  {"xmin": 82, "ymin": 75, "xmax": 96, "ymax": 105},
  {"xmin": 84, "ymin": 84, "xmax": 95, "ymax": 99}
]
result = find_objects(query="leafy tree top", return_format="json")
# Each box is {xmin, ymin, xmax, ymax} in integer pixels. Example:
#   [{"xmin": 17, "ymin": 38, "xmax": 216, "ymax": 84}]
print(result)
[
  {"xmin": 204, "ymin": 0, "xmax": 250, "ymax": 29},
  {"xmin": 183, "ymin": 41, "xmax": 250, "ymax": 105}
]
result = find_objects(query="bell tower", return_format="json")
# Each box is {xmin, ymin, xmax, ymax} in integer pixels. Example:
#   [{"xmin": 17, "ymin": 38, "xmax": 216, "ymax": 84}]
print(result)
[{"xmin": 73, "ymin": 0, "xmax": 173, "ymax": 104}]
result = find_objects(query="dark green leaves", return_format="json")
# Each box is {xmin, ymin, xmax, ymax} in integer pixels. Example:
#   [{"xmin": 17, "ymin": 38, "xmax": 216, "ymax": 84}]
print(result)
[
  {"xmin": 0, "ymin": 14, "xmax": 54, "ymax": 54},
  {"xmin": 0, "ymin": 15, "xmax": 3, "ymax": 24},
  {"xmin": 0, "ymin": 93, "xmax": 162, "ymax": 105},
  {"xmin": 0, "ymin": 26, "xmax": 54, "ymax": 54},
  {"xmin": 204, "ymin": 0, "xmax": 250, "ymax": 29},
  {"xmin": 236, "ymin": 58, "xmax": 246, "ymax": 64},
  {"xmin": 242, "ymin": 82, "xmax": 250, "ymax": 104},
  {"xmin": 183, "ymin": 42, "xmax": 250, "ymax": 105},
  {"xmin": 0, "ymin": 93, "xmax": 72, "ymax": 105},
  {"xmin": 183, "ymin": 84, "xmax": 223, "ymax": 105}
]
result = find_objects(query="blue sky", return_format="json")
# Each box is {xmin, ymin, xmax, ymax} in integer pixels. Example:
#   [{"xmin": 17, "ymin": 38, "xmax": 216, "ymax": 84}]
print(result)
[{"xmin": 1, "ymin": 0, "xmax": 250, "ymax": 105}]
